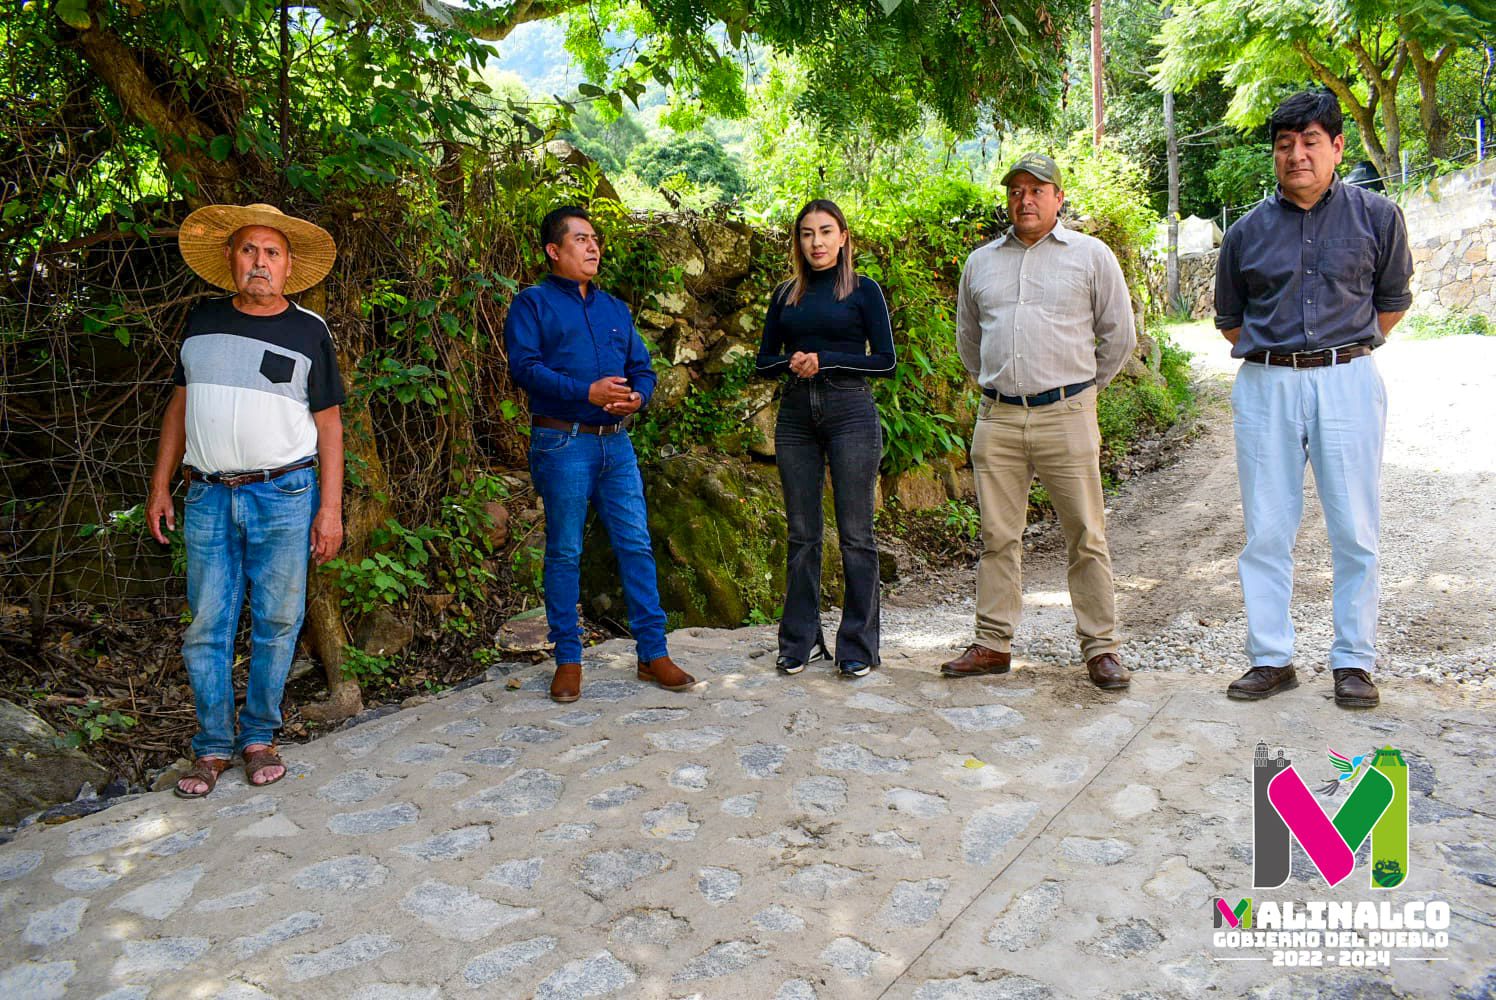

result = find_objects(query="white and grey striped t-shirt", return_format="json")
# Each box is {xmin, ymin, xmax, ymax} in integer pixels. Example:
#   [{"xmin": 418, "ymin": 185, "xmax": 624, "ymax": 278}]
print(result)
[{"xmin": 171, "ymin": 297, "xmax": 345, "ymax": 474}]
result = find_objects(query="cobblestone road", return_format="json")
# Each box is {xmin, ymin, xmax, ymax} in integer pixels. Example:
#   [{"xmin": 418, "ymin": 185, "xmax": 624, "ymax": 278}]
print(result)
[{"xmin": 2, "ymin": 629, "xmax": 1492, "ymax": 999}]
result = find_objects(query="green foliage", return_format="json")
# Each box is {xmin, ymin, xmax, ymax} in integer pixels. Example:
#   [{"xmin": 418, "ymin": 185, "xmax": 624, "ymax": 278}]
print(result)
[
  {"xmin": 510, "ymin": 545, "xmax": 546, "ymax": 598},
  {"xmin": 1058, "ymin": 134, "xmax": 1158, "ymax": 268},
  {"xmin": 327, "ymin": 475, "xmax": 507, "ymax": 617},
  {"xmin": 628, "ymin": 133, "xmax": 746, "ymax": 198},
  {"xmin": 1400, "ymin": 312, "xmax": 1493, "ymax": 340},
  {"xmin": 55, "ymin": 701, "xmax": 137, "ymax": 749},
  {"xmin": 340, "ymin": 647, "xmax": 396, "ymax": 684},
  {"xmin": 561, "ymin": 101, "xmax": 648, "ymax": 176},
  {"xmin": 1153, "ymin": 0, "xmax": 1493, "ymax": 174},
  {"xmin": 940, "ymin": 499, "xmax": 982, "ymax": 541},
  {"xmin": 1206, "ymin": 145, "xmax": 1275, "ymax": 208},
  {"xmin": 1096, "ymin": 330, "xmax": 1196, "ymax": 464},
  {"xmin": 554, "ymin": 0, "xmax": 1087, "ymax": 142},
  {"xmin": 634, "ymin": 355, "xmax": 760, "ymax": 456}
]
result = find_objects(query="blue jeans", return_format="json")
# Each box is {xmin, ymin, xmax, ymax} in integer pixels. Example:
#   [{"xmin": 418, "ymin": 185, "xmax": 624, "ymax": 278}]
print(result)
[
  {"xmin": 182, "ymin": 464, "xmax": 318, "ymax": 758},
  {"xmin": 1232, "ymin": 356, "xmax": 1386, "ymax": 672},
  {"xmin": 774, "ymin": 375, "xmax": 883, "ymax": 665},
  {"xmin": 529, "ymin": 427, "xmax": 669, "ymax": 665}
]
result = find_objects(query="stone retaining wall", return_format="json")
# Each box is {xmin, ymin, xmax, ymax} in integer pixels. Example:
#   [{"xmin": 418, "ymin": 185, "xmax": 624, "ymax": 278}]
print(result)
[
  {"xmin": 1400, "ymin": 159, "xmax": 1496, "ymax": 316},
  {"xmin": 1145, "ymin": 249, "xmax": 1218, "ymax": 320}
]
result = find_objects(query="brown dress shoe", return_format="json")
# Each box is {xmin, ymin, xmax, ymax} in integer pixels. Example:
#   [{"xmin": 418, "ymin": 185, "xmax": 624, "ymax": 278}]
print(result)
[
  {"xmin": 1226, "ymin": 664, "xmax": 1298, "ymax": 700},
  {"xmin": 550, "ymin": 663, "xmax": 582, "ymax": 703},
  {"xmin": 1333, "ymin": 668, "xmax": 1379, "ymax": 708},
  {"xmin": 940, "ymin": 644, "xmax": 1011, "ymax": 678},
  {"xmin": 1086, "ymin": 652, "xmax": 1130, "ymax": 690},
  {"xmin": 638, "ymin": 656, "xmax": 696, "ymax": 692}
]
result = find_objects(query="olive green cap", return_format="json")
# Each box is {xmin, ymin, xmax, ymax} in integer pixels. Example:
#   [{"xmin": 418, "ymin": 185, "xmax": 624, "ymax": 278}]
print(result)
[{"xmin": 1001, "ymin": 152, "xmax": 1062, "ymax": 188}]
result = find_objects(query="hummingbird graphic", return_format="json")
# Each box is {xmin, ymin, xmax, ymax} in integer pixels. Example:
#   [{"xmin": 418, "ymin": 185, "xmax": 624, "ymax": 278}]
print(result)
[{"xmin": 1317, "ymin": 747, "xmax": 1373, "ymax": 796}]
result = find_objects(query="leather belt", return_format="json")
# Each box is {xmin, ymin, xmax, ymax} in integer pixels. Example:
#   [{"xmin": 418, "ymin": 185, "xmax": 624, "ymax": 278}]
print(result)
[
  {"xmin": 983, "ymin": 378, "xmax": 1095, "ymax": 408},
  {"xmin": 531, "ymin": 414, "xmax": 627, "ymax": 436},
  {"xmin": 183, "ymin": 457, "xmax": 317, "ymax": 488},
  {"xmin": 1243, "ymin": 343, "xmax": 1372, "ymax": 368}
]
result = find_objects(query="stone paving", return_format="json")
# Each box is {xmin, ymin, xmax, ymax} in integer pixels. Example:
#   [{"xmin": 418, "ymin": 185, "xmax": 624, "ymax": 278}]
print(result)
[{"xmin": 1, "ymin": 628, "xmax": 1493, "ymax": 999}]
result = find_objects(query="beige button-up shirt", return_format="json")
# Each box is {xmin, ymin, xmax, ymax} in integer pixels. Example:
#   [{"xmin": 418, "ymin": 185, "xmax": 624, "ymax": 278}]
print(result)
[{"xmin": 956, "ymin": 220, "xmax": 1136, "ymax": 397}]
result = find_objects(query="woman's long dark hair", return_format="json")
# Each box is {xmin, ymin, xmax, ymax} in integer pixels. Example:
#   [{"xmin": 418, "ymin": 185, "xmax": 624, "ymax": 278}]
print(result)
[{"xmin": 783, "ymin": 199, "xmax": 856, "ymax": 306}]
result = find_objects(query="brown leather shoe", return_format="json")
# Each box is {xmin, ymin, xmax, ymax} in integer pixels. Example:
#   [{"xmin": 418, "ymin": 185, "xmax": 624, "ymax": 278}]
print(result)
[
  {"xmin": 550, "ymin": 663, "xmax": 582, "ymax": 703},
  {"xmin": 1086, "ymin": 652, "xmax": 1130, "ymax": 690},
  {"xmin": 940, "ymin": 644, "xmax": 1011, "ymax": 678},
  {"xmin": 1226, "ymin": 664, "xmax": 1298, "ymax": 700},
  {"xmin": 1334, "ymin": 668, "xmax": 1379, "ymax": 708},
  {"xmin": 638, "ymin": 656, "xmax": 696, "ymax": 692}
]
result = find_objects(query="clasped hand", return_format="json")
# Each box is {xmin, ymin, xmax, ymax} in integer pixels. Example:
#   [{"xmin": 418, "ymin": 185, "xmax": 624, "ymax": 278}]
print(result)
[
  {"xmin": 789, "ymin": 351, "xmax": 820, "ymax": 378},
  {"xmin": 589, "ymin": 376, "xmax": 642, "ymax": 416}
]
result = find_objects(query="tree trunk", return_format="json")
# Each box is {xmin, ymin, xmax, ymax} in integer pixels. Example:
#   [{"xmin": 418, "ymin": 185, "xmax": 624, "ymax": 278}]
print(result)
[
  {"xmin": 295, "ymin": 282, "xmax": 390, "ymax": 723},
  {"xmin": 1407, "ymin": 39, "xmax": 1452, "ymax": 161},
  {"xmin": 1164, "ymin": 87, "xmax": 1181, "ymax": 314},
  {"xmin": 1091, "ymin": 0, "xmax": 1104, "ymax": 145}
]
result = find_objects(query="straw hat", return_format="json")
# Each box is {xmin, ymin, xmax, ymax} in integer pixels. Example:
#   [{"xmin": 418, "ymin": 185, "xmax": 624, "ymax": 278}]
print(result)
[{"xmin": 178, "ymin": 203, "xmax": 337, "ymax": 295}]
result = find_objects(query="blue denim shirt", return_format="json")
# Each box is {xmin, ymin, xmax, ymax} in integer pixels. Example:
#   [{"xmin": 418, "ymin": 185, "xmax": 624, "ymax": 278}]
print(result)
[
  {"xmin": 503, "ymin": 274, "xmax": 657, "ymax": 425},
  {"xmin": 1214, "ymin": 178, "xmax": 1413, "ymax": 358}
]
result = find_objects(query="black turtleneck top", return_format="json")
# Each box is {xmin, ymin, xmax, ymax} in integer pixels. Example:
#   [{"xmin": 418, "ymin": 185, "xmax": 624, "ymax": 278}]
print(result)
[{"xmin": 754, "ymin": 267, "xmax": 896, "ymax": 378}]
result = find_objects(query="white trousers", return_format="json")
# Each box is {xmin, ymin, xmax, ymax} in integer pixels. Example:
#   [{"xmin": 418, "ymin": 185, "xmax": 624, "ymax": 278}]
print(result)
[{"xmin": 1231, "ymin": 355, "xmax": 1387, "ymax": 671}]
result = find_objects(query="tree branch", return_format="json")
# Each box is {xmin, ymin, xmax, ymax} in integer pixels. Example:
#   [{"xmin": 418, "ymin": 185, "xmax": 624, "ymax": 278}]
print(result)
[
  {"xmin": 417, "ymin": 0, "xmax": 584, "ymax": 42},
  {"xmin": 65, "ymin": 14, "xmax": 238, "ymax": 205}
]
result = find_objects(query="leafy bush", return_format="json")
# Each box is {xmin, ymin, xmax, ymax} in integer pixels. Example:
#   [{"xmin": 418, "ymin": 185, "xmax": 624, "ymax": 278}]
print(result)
[
  {"xmin": 1206, "ymin": 145, "xmax": 1274, "ymax": 209},
  {"xmin": 628, "ymin": 134, "xmax": 746, "ymax": 197},
  {"xmin": 1400, "ymin": 312, "xmax": 1492, "ymax": 340}
]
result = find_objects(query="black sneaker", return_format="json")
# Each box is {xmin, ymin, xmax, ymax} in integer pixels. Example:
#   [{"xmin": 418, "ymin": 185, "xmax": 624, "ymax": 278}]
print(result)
[
  {"xmin": 777, "ymin": 643, "xmax": 829, "ymax": 676},
  {"xmin": 775, "ymin": 656, "xmax": 806, "ymax": 675},
  {"xmin": 838, "ymin": 661, "xmax": 872, "ymax": 678}
]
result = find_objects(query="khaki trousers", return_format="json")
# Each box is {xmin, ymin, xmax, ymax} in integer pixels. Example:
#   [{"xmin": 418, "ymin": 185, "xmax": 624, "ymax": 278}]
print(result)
[{"xmin": 970, "ymin": 385, "xmax": 1119, "ymax": 660}]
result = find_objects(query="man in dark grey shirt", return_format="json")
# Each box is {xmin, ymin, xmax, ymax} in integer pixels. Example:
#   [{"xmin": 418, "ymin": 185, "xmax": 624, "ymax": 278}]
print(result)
[{"xmin": 1214, "ymin": 90, "xmax": 1413, "ymax": 709}]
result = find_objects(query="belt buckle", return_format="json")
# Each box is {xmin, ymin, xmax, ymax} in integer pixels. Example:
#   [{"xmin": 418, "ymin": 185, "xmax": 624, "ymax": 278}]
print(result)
[{"xmin": 1291, "ymin": 352, "xmax": 1302, "ymax": 370}]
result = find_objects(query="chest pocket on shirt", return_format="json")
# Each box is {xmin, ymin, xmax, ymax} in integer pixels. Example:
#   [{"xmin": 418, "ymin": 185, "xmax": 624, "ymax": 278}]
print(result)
[
  {"xmin": 1042, "ymin": 268, "xmax": 1091, "ymax": 319},
  {"xmin": 259, "ymin": 349, "xmax": 295, "ymax": 385},
  {"xmin": 1319, "ymin": 237, "xmax": 1372, "ymax": 286}
]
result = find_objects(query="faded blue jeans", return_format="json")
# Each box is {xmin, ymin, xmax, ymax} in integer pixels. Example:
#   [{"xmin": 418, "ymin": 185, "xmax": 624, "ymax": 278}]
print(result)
[
  {"xmin": 529, "ymin": 427, "xmax": 669, "ymax": 666},
  {"xmin": 182, "ymin": 463, "xmax": 317, "ymax": 758}
]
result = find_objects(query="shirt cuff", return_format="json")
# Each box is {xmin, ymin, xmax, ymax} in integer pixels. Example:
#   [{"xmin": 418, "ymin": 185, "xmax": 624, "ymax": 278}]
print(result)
[
  {"xmin": 1373, "ymin": 295, "xmax": 1412, "ymax": 313},
  {"xmin": 1214, "ymin": 315, "xmax": 1243, "ymax": 331}
]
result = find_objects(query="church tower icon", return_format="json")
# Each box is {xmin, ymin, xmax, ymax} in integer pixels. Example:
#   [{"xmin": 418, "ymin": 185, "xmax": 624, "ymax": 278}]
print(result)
[{"xmin": 1253, "ymin": 742, "xmax": 1292, "ymax": 888}]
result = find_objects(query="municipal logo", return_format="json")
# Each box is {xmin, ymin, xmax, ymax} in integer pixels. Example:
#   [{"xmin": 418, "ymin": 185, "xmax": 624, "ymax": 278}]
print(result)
[{"xmin": 1252, "ymin": 743, "xmax": 1409, "ymax": 889}]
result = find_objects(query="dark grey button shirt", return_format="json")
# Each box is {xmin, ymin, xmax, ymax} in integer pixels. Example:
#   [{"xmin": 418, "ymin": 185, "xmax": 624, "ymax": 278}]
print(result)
[{"xmin": 1214, "ymin": 178, "xmax": 1413, "ymax": 358}]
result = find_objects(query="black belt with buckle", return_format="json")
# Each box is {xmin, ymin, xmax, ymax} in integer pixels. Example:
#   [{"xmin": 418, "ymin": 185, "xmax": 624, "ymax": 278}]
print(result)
[
  {"xmin": 531, "ymin": 414, "xmax": 627, "ymax": 436},
  {"xmin": 983, "ymin": 378, "xmax": 1096, "ymax": 407},
  {"xmin": 184, "ymin": 457, "xmax": 317, "ymax": 488},
  {"xmin": 1243, "ymin": 343, "xmax": 1373, "ymax": 368}
]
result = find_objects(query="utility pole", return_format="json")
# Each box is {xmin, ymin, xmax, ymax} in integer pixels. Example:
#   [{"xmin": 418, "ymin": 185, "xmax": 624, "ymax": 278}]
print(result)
[
  {"xmin": 1165, "ymin": 87, "xmax": 1180, "ymax": 313},
  {"xmin": 1091, "ymin": 0, "xmax": 1104, "ymax": 145}
]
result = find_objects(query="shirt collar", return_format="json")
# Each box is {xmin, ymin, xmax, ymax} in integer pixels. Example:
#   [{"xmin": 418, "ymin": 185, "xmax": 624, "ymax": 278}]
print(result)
[
  {"xmin": 544, "ymin": 272, "xmax": 594, "ymax": 300},
  {"xmin": 1274, "ymin": 176, "xmax": 1341, "ymax": 212},
  {"xmin": 994, "ymin": 218, "xmax": 1072, "ymax": 248}
]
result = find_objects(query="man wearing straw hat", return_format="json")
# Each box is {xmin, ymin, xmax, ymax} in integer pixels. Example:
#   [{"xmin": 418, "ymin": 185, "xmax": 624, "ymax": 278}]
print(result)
[{"xmin": 146, "ymin": 204, "xmax": 345, "ymax": 797}]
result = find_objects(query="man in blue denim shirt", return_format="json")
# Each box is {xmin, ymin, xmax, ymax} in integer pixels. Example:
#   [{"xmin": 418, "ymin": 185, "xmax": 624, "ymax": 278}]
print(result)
[
  {"xmin": 1214, "ymin": 91, "xmax": 1413, "ymax": 709},
  {"xmin": 505, "ymin": 205, "xmax": 696, "ymax": 702}
]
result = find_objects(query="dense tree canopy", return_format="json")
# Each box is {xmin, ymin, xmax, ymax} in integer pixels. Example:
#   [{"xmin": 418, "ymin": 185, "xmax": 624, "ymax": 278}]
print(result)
[{"xmin": 1155, "ymin": 0, "xmax": 1496, "ymax": 178}]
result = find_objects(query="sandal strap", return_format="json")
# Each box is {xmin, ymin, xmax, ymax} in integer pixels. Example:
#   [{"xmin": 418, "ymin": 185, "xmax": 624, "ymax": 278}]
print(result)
[{"xmin": 243, "ymin": 746, "xmax": 284, "ymax": 777}]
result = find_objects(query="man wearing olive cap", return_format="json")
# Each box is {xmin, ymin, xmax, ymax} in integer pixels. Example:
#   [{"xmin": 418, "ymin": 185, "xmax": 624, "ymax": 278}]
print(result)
[
  {"xmin": 147, "ymin": 204, "xmax": 346, "ymax": 797},
  {"xmin": 943, "ymin": 153, "xmax": 1137, "ymax": 689}
]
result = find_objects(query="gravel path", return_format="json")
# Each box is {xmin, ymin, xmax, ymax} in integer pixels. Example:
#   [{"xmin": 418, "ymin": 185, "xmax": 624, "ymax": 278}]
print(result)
[{"xmin": 882, "ymin": 327, "xmax": 1496, "ymax": 692}]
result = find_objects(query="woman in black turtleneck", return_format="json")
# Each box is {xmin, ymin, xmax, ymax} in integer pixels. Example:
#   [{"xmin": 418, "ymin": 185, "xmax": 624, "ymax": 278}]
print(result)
[{"xmin": 755, "ymin": 199, "xmax": 896, "ymax": 679}]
